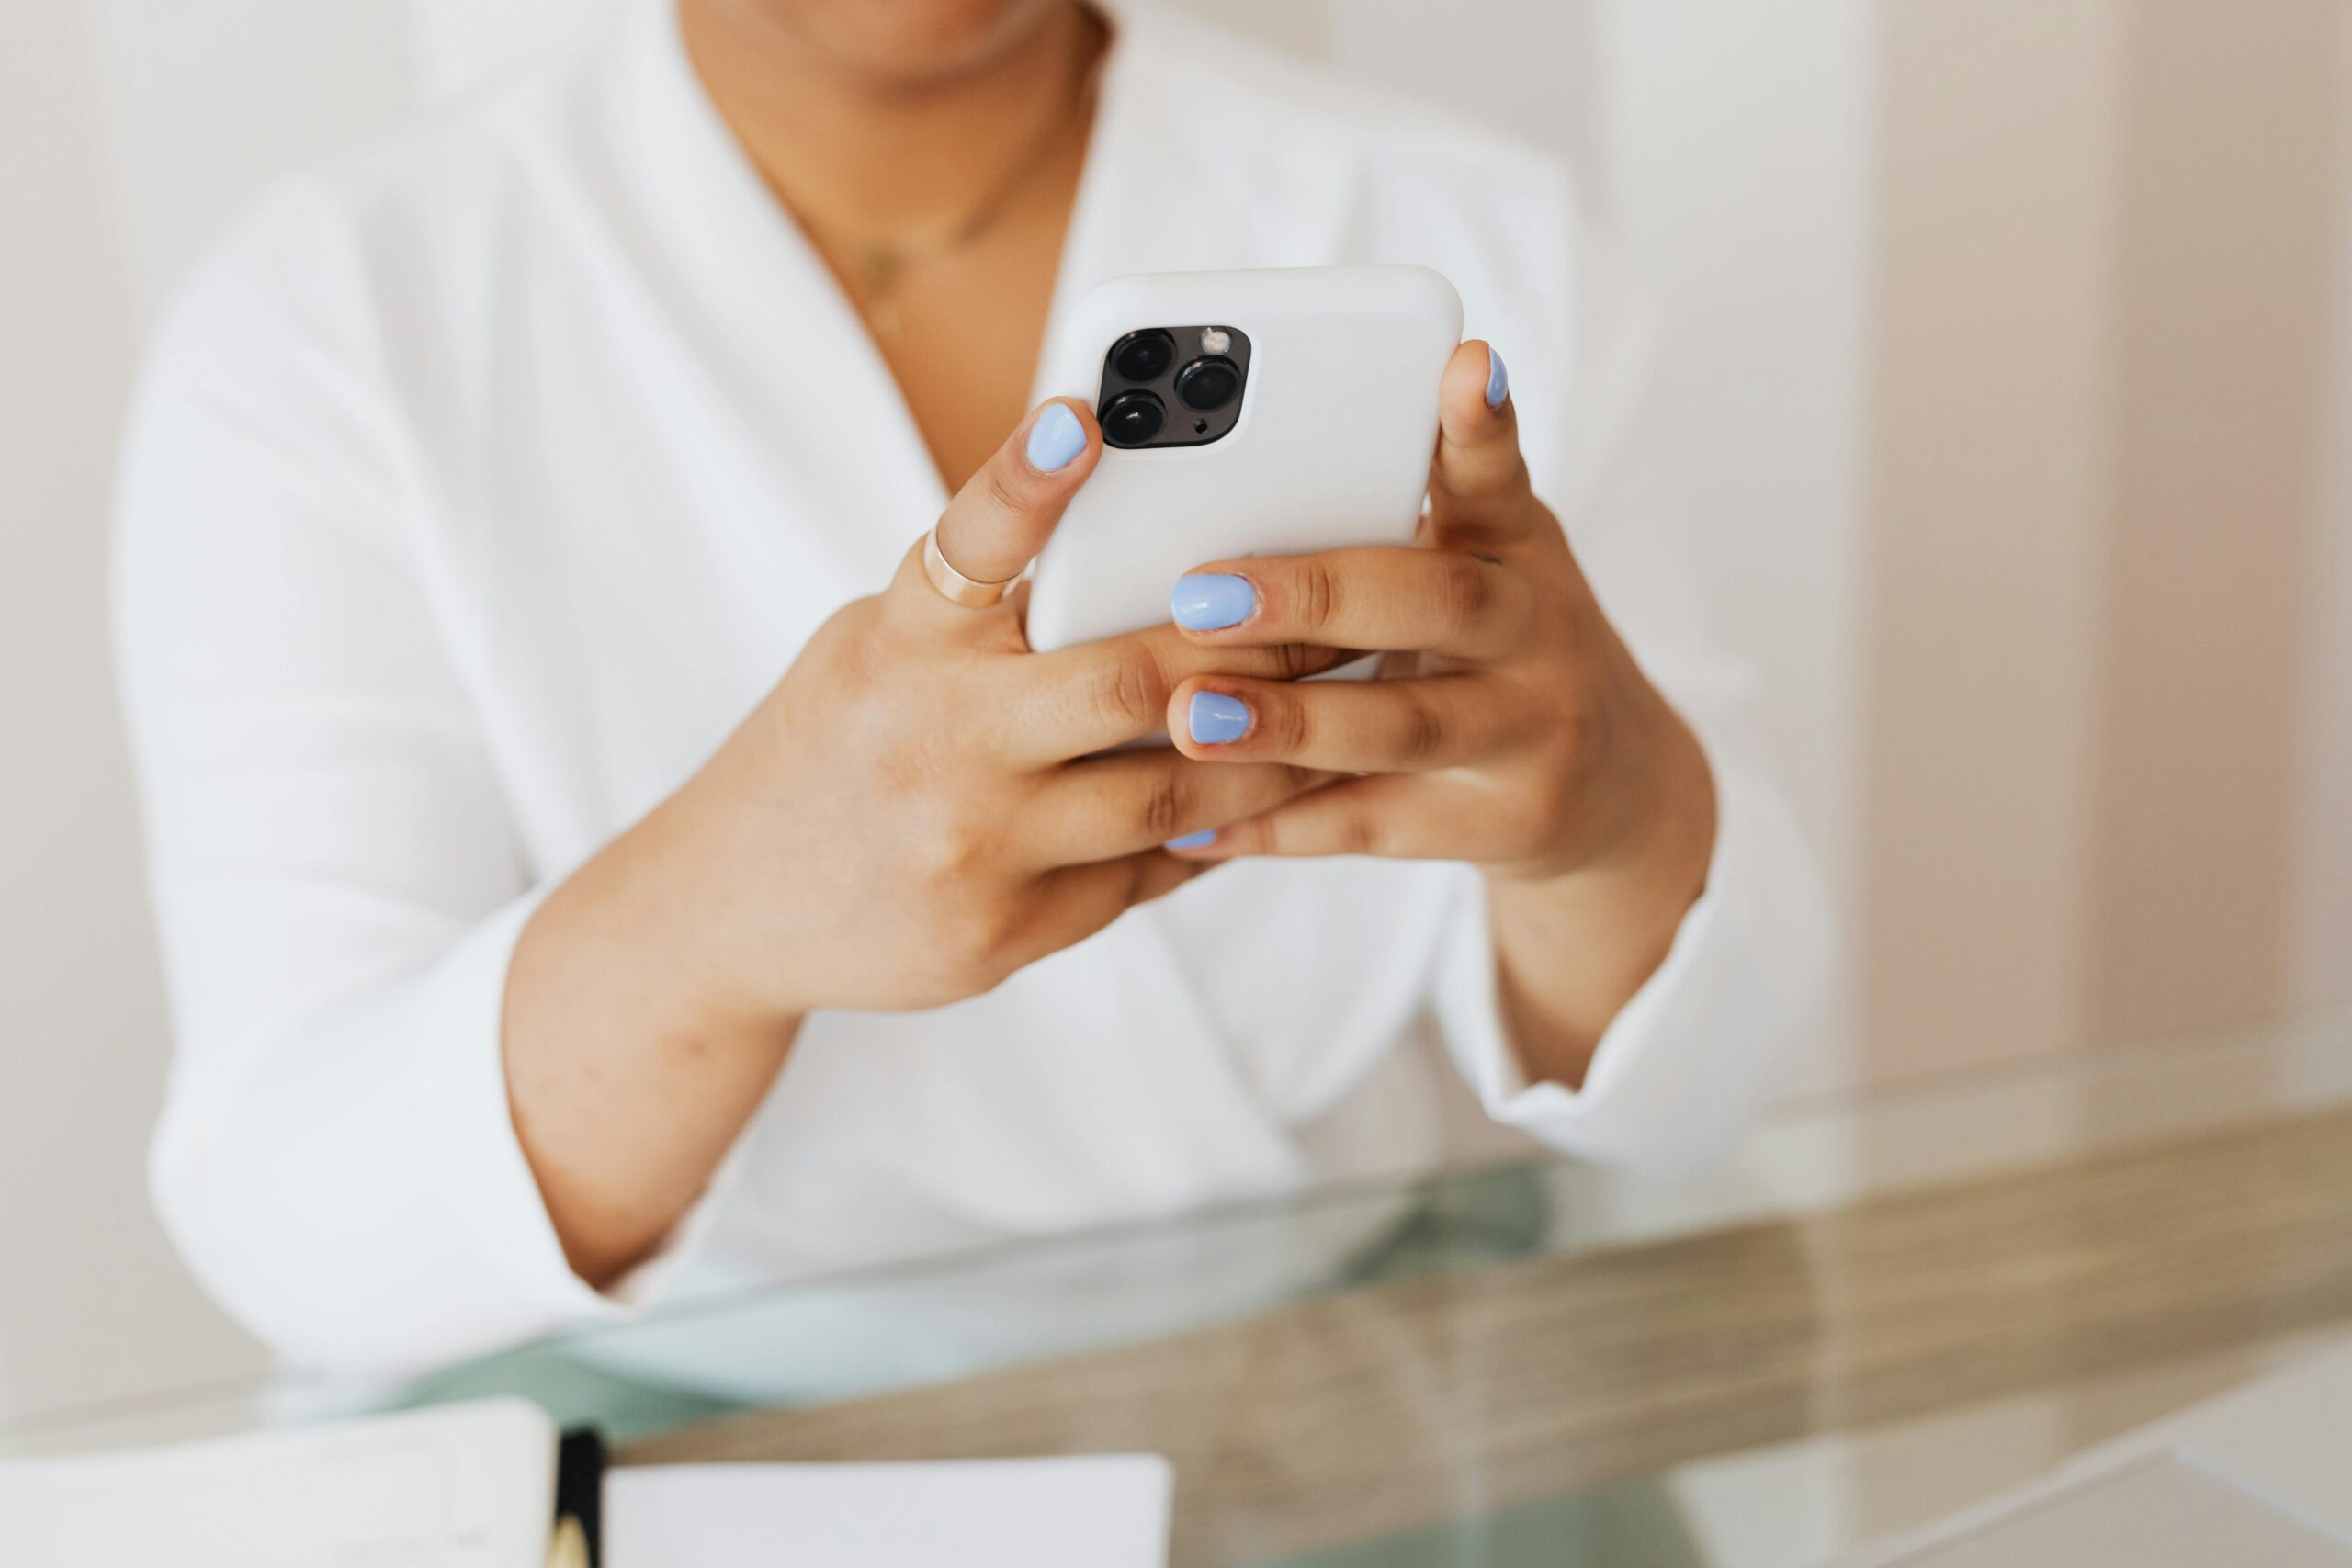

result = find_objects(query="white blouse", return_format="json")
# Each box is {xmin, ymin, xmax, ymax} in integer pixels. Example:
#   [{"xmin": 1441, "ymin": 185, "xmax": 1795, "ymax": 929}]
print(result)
[{"xmin": 115, "ymin": 0, "xmax": 1832, "ymax": 1371}]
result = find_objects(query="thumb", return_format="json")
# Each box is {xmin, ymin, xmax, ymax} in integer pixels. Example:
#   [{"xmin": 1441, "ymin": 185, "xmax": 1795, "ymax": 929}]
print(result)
[
  {"xmin": 1429, "ymin": 340, "xmax": 1536, "ymax": 545},
  {"xmin": 890, "ymin": 398, "xmax": 1101, "ymax": 637}
]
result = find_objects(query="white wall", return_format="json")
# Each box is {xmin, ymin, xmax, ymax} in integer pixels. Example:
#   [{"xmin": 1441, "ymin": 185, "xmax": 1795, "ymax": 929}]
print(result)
[{"xmin": 0, "ymin": 0, "xmax": 254, "ymax": 1426}]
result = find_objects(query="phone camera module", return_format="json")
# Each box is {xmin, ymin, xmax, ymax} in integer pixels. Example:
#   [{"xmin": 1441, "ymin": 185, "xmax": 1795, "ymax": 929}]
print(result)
[
  {"xmin": 1100, "ymin": 389, "xmax": 1167, "ymax": 447},
  {"xmin": 1095, "ymin": 323, "xmax": 1249, "ymax": 448},
  {"xmin": 1110, "ymin": 329, "xmax": 1177, "ymax": 383},
  {"xmin": 1174, "ymin": 356, "xmax": 1241, "ymax": 413}
]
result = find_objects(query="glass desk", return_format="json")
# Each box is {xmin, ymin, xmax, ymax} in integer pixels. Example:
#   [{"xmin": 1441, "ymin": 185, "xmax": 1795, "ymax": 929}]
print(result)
[{"xmin": 6, "ymin": 1103, "xmax": 2351, "ymax": 1566}]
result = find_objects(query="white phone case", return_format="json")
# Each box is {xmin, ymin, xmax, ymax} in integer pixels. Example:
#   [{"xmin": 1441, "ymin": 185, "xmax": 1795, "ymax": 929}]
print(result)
[{"xmin": 1024, "ymin": 265, "xmax": 1464, "ymax": 654}]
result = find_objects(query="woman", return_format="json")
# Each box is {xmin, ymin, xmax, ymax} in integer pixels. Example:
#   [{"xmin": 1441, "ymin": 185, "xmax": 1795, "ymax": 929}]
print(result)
[{"xmin": 116, "ymin": 0, "xmax": 1829, "ymax": 1370}]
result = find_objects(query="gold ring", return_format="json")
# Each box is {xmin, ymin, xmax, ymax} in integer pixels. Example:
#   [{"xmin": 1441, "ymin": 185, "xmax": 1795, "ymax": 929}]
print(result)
[{"xmin": 922, "ymin": 528, "xmax": 1023, "ymax": 608}]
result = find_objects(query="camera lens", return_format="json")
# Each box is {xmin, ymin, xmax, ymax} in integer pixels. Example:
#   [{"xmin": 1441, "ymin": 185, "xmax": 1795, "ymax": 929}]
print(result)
[
  {"xmin": 1110, "ymin": 330, "xmax": 1176, "ymax": 383},
  {"xmin": 1100, "ymin": 389, "xmax": 1166, "ymax": 447},
  {"xmin": 1174, "ymin": 356, "xmax": 1241, "ymax": 412}
]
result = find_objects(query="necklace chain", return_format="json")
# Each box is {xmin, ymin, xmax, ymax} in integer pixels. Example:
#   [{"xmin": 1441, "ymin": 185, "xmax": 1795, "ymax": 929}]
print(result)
[{"xmin": 838, "ymin": 58, "xmax": 1103, "ymax": 333}]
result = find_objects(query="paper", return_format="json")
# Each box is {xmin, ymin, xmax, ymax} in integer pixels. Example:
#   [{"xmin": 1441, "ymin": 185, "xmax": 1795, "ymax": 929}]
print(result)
[
  {"xmin": 0, "ymin": 1398, "xmax": 555, "ymax": 1568},
  {"xmin": 605, "ymin": 1454, "xmax": 1174, "ymax": 1568},
  {"xmin": 1836, "ymin": 1344, "xmax": 2352, "ymax": 1565}
]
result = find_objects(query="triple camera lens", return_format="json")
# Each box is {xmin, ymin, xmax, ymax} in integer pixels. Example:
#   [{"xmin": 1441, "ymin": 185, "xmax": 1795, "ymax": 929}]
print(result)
[{"xmin": 1098, "ymin": 326, "xmax": 1248, "ymax": 449}]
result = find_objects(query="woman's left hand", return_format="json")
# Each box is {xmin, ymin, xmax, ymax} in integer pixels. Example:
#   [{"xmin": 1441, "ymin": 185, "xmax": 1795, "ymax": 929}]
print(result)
[
  {"xmin": 1164, "ymin": 339, "xmax": 1710, "ymax": 884},
  {"xmin": 1161, "ymin": 340, "xmax": 1718, "ymax": 1079}
]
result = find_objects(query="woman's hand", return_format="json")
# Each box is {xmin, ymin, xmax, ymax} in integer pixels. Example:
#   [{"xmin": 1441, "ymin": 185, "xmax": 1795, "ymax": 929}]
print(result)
[
  {"xmin": 1160, "ymin": 342, "xmax": 1718, "ymax": 1085},
  {"xmin": 662, "ymin": 399, "xmax": 1340, "ymax": 1017},
  {"xmin": 505, "ymin": 398, "xmax": 1333, "ymax": 1280}
]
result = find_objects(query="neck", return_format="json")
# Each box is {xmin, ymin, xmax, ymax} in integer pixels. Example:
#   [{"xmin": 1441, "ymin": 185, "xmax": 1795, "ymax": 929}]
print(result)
[{"xmin": 678, "ymin": 1, "xmax": 1105, "ymax": 242}]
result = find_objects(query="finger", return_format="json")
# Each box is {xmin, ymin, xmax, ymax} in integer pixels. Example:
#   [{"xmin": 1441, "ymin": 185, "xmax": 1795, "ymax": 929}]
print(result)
[
  {"xmin": 1168, "ymin": 546, "xmax": 1534, "ymax": 662},
  {"xmin": 1089, "ymin": 849, "xmax": 1204, "ymax": 907},
  {"xmin": 1008, "ymin": 622, "xmax": 1363, "ymax": 763},
  {"xmin": 886, "ymin": 398, "xmax": 1101, "ymax": 640},
  {"xmin": 1430, "ymin": 339, "xmax": 1537, "ymax": 545},
  {"xmin": 1169, "ymin": 672, "xmax": 1514, "ymax": 773},
  {"xmin": 1164, "ymin": 773, "xmax": 1453, "ymax": 862},
  {"xmin": 1019, "ymin": 750, "xmax": 1335, "ymax": 864},
  {"xmin": 1019, "ymin": 850, "xmax": 1207, "ymax": 956}
]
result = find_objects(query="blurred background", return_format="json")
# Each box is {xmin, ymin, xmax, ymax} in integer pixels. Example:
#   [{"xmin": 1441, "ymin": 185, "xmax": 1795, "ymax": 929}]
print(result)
[{"xmin": 2, "ymin": 0, "xmax": 2346, "ymax": 1428}]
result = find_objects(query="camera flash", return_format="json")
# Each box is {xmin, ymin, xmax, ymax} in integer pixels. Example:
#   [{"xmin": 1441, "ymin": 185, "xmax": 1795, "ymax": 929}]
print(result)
[{"xmin": 1200, "ymin": 327, "xmax": 1232, "ymax": 355}]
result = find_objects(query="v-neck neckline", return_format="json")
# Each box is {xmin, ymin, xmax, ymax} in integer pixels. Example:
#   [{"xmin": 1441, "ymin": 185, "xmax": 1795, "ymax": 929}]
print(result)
[{"xmin": 631, "ymin": 0, "xmax": 1143, "ymax": 524}]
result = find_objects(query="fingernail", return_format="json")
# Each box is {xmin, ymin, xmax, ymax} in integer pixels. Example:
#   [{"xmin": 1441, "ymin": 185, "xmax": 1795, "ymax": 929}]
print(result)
[
  {"xmin": 1165, "ymin": 829, "xmax": 1217, "ymax": 851},
  {"xmin": 1189, "ymin": 691, "xmax": 1251, "ymax": 745},
  {"xmin": 1026, "ymin": 403, "xmax": 1086, "ymax": 472},
  {"xmin": 1485, "ymin": 346, "xmax": 1510, "ymax": 410},
  {"xmin": 1170, "ymin": 573, "xmax": 1255, "ymax": 630}
]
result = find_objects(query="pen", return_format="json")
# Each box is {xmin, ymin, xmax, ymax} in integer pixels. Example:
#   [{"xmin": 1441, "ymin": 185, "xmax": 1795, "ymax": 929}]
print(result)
[{"xmin": 551, "ymin": 1427, "xmax": 607, "ymax": 1568}]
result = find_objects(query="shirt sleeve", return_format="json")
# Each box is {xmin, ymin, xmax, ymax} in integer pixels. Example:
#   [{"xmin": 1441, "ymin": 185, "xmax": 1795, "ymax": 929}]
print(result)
[
  {"xmin": 1432, "ymin": 736, "xmax": 1834, "ymax": 1171},
  {"xmin": 1427, "ymin": 175, "xmax": 1837, "ymax": 1172},
  {"xmin": 116, "ymin": 186, "xmax": 686, "ymax": 1371}
]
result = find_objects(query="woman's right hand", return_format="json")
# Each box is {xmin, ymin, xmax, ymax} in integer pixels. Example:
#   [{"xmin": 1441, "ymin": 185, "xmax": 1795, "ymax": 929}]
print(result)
[
  {"xmin": 504, "ymin": 399, "xmax": 1336, "ymax": 1280},
  {"xmin": 655, "ymin": 397, "xmax": 1339, "ymax": 1017}
]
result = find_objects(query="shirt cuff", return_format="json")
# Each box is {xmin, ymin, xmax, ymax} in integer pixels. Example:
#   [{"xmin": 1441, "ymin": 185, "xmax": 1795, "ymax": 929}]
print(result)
[{"xmin": 1432, "ymin": 744, "xmax": 1833, "ymax": 1173}]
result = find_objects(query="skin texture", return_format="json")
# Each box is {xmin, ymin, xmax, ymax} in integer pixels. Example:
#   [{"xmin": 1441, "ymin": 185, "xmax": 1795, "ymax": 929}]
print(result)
[
  {"xmin": 505, "ymin": 0, "xmax": 1715, "ymax": 1286},
  {"xmin": 681, "ymin": 0, "xmax": 1104, "ymax": 489}
]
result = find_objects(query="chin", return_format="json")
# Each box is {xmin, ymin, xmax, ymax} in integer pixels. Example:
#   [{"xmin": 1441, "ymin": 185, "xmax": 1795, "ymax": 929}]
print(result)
[{"xmin": 758, "ymin": 0, "xmax": 1072, "ymax": 80}]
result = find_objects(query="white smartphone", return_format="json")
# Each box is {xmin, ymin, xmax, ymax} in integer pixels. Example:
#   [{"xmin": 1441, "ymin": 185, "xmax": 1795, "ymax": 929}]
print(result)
[{"xmin": 1024, "ymin": 265, "xmax": 1464, "ymax": 655}]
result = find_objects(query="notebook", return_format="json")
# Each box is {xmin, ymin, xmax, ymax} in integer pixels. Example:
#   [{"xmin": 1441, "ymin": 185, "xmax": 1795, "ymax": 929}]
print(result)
[
  {"xmin": 604, "ymin": 1457, "xmax": 1175, "ymax": 1568},
  {"xmin": 0, "ymin": 1397, "xmax": 1174, "ymax": 1568},
  {"xmin": 0, "ymin": 1400, "xmax": 557, "ymax": 1567}
]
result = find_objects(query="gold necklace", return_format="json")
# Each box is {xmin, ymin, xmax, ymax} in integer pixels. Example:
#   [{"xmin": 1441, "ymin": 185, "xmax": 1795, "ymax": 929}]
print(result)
[{"xmin": 842, "ymin": 60, "xmax": 1102, "ymax": 335}]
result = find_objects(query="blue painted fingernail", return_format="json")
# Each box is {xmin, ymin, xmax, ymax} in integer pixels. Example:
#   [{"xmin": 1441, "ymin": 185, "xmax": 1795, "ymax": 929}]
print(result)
[
  {"xmin": 1170, "ymin": 573, "xmax": 1255, "ymax": 630},
  {"xmin": 1166, "ymin": 829, "xmax": 1217, "ymax": 850},
  {"xmin": 1485, "ymin": 346, "xmax": 1510, "ymax": 410},
  {"xmin": 1026, "ymin": 403, "xmax": 1086, "ymax": 472},
  {"xmin": 1189, "ymin": 691, "xmax": 1251, "ymax": 745}
]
